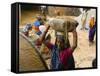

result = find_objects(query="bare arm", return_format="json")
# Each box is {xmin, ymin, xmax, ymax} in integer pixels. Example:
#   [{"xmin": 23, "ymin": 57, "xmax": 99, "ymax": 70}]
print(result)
[{"xmin": 71, "ymin": 29, "xmax": 77, "ymax": 52}]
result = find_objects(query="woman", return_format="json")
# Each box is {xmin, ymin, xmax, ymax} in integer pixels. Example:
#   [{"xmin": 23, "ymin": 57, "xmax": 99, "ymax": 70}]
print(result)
[
  {"xmin": 36, "ymin": 25, "xmax": 77, "ymax": 70},
  {"xmin": 33, "ymin": 15, "xmax": 44, "ymax": 35},
  {"xmin": 89, "ymin": 16, "xmax": 96, "ymax": 46}
]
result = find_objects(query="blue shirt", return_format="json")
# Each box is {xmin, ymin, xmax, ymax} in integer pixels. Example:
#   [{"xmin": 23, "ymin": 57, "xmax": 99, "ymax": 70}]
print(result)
[{"xmin": 34, "ymin": 20, "xmax": 41, "ymax": 27}]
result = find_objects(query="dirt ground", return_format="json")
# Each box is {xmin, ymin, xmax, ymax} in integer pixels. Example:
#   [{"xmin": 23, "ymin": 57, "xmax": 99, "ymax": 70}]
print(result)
[{"xmin": 70, "ymin": 28, "xmax": 96, "ymax": 68}]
